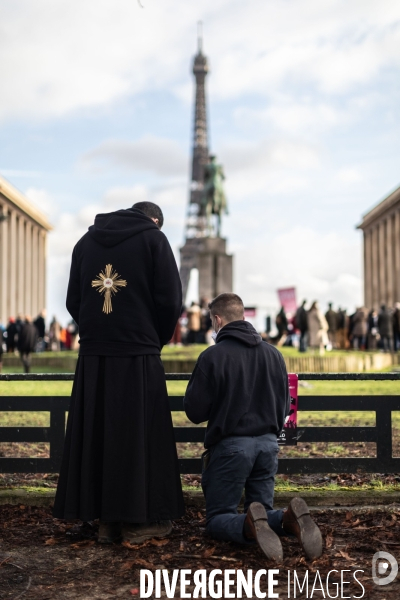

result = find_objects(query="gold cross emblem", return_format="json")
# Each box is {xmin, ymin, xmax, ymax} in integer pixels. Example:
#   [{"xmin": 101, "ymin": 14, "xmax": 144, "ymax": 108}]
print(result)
[{"xmin": 91, "ymin": 264, "xmax": 127, "ymax": 314}]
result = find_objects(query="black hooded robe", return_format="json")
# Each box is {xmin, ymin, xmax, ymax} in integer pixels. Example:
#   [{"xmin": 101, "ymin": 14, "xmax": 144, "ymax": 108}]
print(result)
[{"xmin": 53, "ymin": 208, "xmax": 185, "ymax": 522}]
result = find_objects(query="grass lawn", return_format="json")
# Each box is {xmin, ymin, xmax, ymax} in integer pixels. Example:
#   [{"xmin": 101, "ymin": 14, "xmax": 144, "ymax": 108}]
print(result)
[{"xmin": 6, "ymin": 345, "xmax": 395, "ymax": 361}]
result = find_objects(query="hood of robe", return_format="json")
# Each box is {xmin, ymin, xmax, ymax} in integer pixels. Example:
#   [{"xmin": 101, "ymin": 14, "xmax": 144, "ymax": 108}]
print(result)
[{"xmin": 88, "ymin": 208, "xmax": 159, "ymax": 247}]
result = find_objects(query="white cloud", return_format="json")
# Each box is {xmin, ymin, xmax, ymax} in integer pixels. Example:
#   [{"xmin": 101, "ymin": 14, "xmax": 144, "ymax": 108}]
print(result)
[
  {"xmin": 234, "ymin": 100, "xmax": 343, "ymax": 136},
  {"xmin": 1, "ymin": 0, "xmax": 400, "ymax": 120},
  {"xmin": 81, "ymin": 136, "xmax": 187, "ymax": 177},
  {"xmin": 219, "ymin": 138, "xmax": 321, "ymax": 175},
  {"xmin": 25, "ymin": 187, "xmax": 58, "ymax": 220},
  {"xmin": 233, "ymin": 226, "xmax": 363, "ymax": 315},
  {"xmin": 337, "ymin": 167, "xmax": 363, "ymax": 184}
]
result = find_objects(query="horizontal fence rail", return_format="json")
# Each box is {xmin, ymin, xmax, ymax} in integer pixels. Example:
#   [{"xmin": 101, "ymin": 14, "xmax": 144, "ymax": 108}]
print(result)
[
  {"xmin": 0, "ymin": 373, "xmax": 400, "ymax": 475},
  {"xmin": 1, "ymin": 372, "xmax": 400, "ymax": 381}
]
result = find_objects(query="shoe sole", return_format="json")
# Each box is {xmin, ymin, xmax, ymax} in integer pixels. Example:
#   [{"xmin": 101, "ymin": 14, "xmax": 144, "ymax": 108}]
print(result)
[
  {"xmin": 289, "ymin": 497, "xmax": 323, "ymax": 560},
  {"xmin": 248, "ymin": 502, "xmax": 283, "ymax": 562},
  {"xmin": 122, "ymin": 524, "xmax": 173, "ymax": 545}
]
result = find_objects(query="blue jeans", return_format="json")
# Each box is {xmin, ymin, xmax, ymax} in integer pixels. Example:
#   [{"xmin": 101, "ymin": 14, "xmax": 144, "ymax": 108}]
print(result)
[{"xmin": 201, "ymin": 433, "xmax": 286, "ymax": 544}]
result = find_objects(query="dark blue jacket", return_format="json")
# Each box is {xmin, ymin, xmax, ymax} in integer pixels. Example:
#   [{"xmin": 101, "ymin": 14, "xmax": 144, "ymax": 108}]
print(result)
[{"xmin": 184, "ymin": 320, "xmax": 290, "ymax": 447}]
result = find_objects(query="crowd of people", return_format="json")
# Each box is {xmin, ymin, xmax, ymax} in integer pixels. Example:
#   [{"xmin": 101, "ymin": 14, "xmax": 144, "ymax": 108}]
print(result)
[
  {"xmin": 0, "ymin": 312, "xmax": 79, "ymax": 372},
  {"xmin": 170, "ymin": 299, "xmax": 213, "ymax": 345},
  {"xmin": 2, "ymin": 300, "xmax": 399, "ymax": 364},
  {"xmin": 275, "ymin": 301, "xmax": 400, "ymax": 353},
  {"xmin": 170, "ymin": 298, "xmax": 400, "ymax": 354}
]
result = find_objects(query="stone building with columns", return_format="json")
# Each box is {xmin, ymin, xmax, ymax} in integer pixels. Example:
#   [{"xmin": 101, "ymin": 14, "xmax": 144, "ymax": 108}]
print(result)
[
  {"xmin": 0, "ymin": 175, "xmax": 52, "ymax": 325},
  {"xmin": 358, "ymin": 185, "xmax": 400, "ymax": 309}
]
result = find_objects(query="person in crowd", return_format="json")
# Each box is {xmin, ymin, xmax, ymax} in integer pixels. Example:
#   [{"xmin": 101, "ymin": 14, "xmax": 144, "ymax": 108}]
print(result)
[
  {"xmin": 325, "ymin": 303, "xmax": 338, "ymax": 349},
  {"xmin": 307, "ymin": 301, "xmax": 329, "ymax": 354},
  {"xmin": 67, "ymin": 319, "xmax": 79, "ymax": 351},
  {"xmin": 6, "ymin": 318, "xmax": 18, "ymax": 353},
  {"xmin": 367, "ymin": 308, "xmax": 379, "ymax": 351},
  {"xmin": 336, "ymin": 308, "xmax": 349, "ymax": 350},
  {"xmin": 34, "ymin": 310, "xmax": 46, "ymax": 339},
  {"xmin": 393, "ymin": 303, "xmax": 400, "ymax": 352},
  {"xmin": 186, "ymin": 301, "xmax": 202, "ymax": 344},
  {"xmin": 275, "ymin": 306, "xmax": 288, "ymax": 346},
  {"xmin": 351, "ymin": 307, "xmax": 368, "ymax": 350},
  {"xmin": 378, "ymin": 304, "xmax": 393, "ymax": 352},
  {"xmin": 170, "ymin": 319, "xmax": 182, "ymax": 345},
  {"xmin": 34, "ymin": 310, "xmax": 46, "ymax": 352},
  {"xmin": 200, "ymin": 297, "xmax": 212, "ymax": 344},
  {"xmin": 59, "ymin": 326, "xmax": 70, "ymax": 350},
  {"xmin": 15, "ymin": 313, "xmax": 23, "ymax": 335},
  {"xmin": 184, "ymin": 293, "xmax": 323, "ymax": 562},
  {"xmin": 0, "ymin": 327, "xmax": 3, "ymax": 372},
  {"xmin": 170, "ymin": 307, "xmax": 184, "ymax": 346},
  {"xmin": 49, "ymin": 316, "xmax": 61, "ymax": 351},
  {"xmin": 348, "ymin": 310, "xmax": 356, "ymax": 346},
  {"xmin": 17, "ymin": 316, "xmax": 38, "ymax": 374},
  {"xmin": 53, "ymin": 201, "xmax": 184, "ymax": 544},
  {"xmin": 295, "ymin": 300, "xmax": 308, "ymax": 353}
]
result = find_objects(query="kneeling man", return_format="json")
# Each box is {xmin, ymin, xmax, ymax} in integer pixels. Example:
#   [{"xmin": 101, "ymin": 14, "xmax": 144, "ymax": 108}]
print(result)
[{"xmin": 184, "ymin": 293, "xmax": 322, "ymax": 561}]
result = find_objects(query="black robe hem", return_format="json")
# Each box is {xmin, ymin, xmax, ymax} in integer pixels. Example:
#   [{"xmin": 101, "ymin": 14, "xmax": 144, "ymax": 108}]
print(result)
[{"xmin": 53, "ymin": 355, "xmax": 185, "ymax": 522}]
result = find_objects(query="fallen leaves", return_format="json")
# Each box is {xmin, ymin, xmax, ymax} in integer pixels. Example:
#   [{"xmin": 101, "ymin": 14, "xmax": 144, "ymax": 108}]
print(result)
[
  {"xmin": 70, "ymin": 540, "xmax": 95, "ymax": 549},
  {"xmin": 2, "ymin": 504, "xmax": 400, "ymax": 600},
  {"xmin": 120, "ymin": 561, "xmax": 136, "ymax": 571},
  {"xmin": 121, "ymin": 537, "xmax": 169, "ymax": 550},
  {"xmin": 121, "ymin": 541, "xmax": 140, "ymax": 550},
  {"xmin": 325, "ymin": 530, "xmax": 334, "ymax": 549},
  {"xmin": 338, "ymin": 550, "xmax": 355, "ymax": 562},
  {"xmin": 44, "ymin": 538, "xmax": 58, "ymax": 546},
  {"xmin": 149, "ymin": 538, "xmax": 169, "ymax": 547},
  {"xmin": 128, "ymin": 558, "xmax": 155, "ymax": 569}
]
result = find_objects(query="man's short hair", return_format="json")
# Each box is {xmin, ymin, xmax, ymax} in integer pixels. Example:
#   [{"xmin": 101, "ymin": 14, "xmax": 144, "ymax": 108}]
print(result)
[
  {"xmin": 208, "ymin": 293, "xmax": 244, "ymax": 322},
  {"xmin": 132, "ymin": 202, "xmax": 164, "ymax": 229}
]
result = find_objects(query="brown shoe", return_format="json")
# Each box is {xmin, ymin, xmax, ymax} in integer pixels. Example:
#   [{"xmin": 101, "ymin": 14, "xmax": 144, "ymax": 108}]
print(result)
[
  {"xmin": 243, "ymin": 502, "xmax": 283, "ymax": 562},
  {"xmin": 122, "ymin": 520, "xmax": 173, "ymax": 544},
  {"xmin": 98, "ymin": 521, "xmax": 122, "ymax": 544},
  {"xmin": 282, "ymin": 497, "xmax": 323, "ymax": 560}
]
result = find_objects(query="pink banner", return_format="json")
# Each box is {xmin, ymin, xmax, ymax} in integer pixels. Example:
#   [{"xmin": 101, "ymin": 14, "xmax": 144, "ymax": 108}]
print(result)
[
  {"xmin": 278, "ymin": 373, "xmax": 298, "ymax": 446},
  {"xmin": 277, "ymin": 287, "xmax": 297, "ymax": 315},
  {"xmin": 244, "ymin": 307, "xmax": 257, "ymax": 318}
]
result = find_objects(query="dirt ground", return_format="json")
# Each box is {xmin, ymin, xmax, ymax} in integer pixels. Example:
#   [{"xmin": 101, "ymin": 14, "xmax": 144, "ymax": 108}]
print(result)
[
  {"xmin": 1, "ymin": 504, "xmax": 400, "ymax": 599},
  {"xmin": 4, "ymin": 433, "xmax": 400, "ymax": 465}
]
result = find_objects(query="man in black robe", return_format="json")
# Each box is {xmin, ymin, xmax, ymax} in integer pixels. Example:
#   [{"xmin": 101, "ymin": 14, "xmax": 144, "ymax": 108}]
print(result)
[{"xmin": 53, "ymin": 202, "xmax": 185, "ymax": 543}]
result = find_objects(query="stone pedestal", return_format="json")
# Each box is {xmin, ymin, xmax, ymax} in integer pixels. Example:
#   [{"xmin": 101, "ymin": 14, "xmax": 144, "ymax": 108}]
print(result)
[{"xmin": 180, "ymin": 237, "xmax": 233, "ymax": 303}]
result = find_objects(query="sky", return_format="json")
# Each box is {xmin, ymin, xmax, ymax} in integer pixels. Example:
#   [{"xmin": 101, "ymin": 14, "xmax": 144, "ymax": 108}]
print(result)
[{"xmin": 1, "ymin": 0, "xmax": 400, "ymax": 326}]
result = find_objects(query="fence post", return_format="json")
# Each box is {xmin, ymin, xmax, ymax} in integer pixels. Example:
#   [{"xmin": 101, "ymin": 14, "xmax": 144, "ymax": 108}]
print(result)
[
  {"xmin": 376, "ymin": 404, "xmax": 393, "ymax": 465},
  {"xmin": 49, "ymin": 406, "xmax": 66, "ymax": 471}
]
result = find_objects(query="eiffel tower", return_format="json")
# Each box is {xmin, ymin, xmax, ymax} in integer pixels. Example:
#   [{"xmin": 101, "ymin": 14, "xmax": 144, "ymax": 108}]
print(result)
[{"xmin": 180, "ymin": 24, "xmax": 233, "ymax": 304}]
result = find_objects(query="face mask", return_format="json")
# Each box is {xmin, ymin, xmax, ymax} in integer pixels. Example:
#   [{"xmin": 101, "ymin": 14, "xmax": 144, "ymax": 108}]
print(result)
[{"xmin": 211, "ymin": 331, "xmax": 218, "ymax": 342}]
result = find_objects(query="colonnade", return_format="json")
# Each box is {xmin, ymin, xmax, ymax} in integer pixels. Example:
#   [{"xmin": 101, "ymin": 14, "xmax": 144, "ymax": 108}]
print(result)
[
  {"xmin": 363, "ymin": 209, "xmax": 400, "ymax": 309},
  {"xmin": 0, "ymin": 201, "xmax": 47, "ymax": 325}
]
